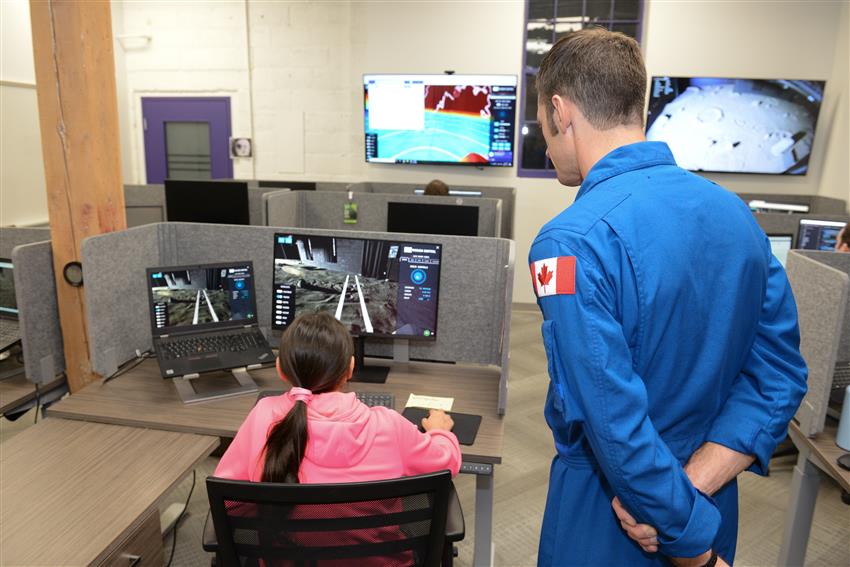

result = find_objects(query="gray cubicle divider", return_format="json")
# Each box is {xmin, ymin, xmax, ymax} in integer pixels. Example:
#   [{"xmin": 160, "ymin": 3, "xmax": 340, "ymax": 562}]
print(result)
[
  {"xmin": 1, "ymin": 227, "xmax": 50, "ymax": 253},
  {"xmin": 124, "ymin": 183, "xmax": 289, "ymax": 226},
  {"xmin": 753, "ymin": 212, "xmax": 848, "ymax": 245},
  {"xmin": 738, "ymin": 193, "xmax": 847, "ymax": 215},
  {"xmin": 10, "ymin": 241, "xmax": 66, "ymax": 385},
  {"xmin": 265, "ymin": 191, "xmax": 502, "ymax": 237},
  {"xmin": 124, "ymin": 184, "xmax": 166, "ymax": 227},
  {"xmin": 82, "ymin": 222, "xmax": 515, "ymax": 412},
  {"xmin": 786, "ymin": 250, "xmax": 849, "ymax": 437},
  {"xmin": 314, "ymin": 181, "xmax": 516, "ymax": 239}
]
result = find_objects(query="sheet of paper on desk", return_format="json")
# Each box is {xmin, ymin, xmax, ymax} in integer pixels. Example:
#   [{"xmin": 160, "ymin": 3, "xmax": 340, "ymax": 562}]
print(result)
[{"xmin": 405, "ymin": 393, "xmax": 454, "ymax": 411}]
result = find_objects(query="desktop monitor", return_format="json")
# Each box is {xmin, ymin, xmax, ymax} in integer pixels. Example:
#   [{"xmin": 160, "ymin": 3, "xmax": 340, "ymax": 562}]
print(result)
[
  {"xmin": 164, "ymin": 179, "xmax": 250, "ymax": 225},
  {"xmin": 767, "ymin": 235, "xmax": 793, "ymax": 268},
  {"xmin": 646, "ymin": 77, "xmax": 825, "ymax": 175},
  {"xmin": 386, "ymin": 202, "xmax": 479, "ymax": 237},
  {"xmin": 271, "ymin": 233, "xmax": 441, "ymax": 340},
  {"xmin": 796, "ymin": 219, "xmax": 847, "ymax": 250},
  {"xmin": 0, "ymin": 259, "xmax": 17, "ymax": 316},
  {"xmin": 363, "ymin": 74, "xmax": 517, "ymax": 167}
]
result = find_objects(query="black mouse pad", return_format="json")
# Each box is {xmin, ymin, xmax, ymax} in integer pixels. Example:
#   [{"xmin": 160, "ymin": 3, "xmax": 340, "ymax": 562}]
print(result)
[{"xmin": 402, "ymin": 407, "xmax": 482, "ymax": 446}]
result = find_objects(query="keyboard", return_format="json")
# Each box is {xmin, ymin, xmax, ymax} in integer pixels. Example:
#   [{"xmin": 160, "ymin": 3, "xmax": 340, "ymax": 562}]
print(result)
[
  {"xmin": 160, "ymin": 330, "xmax": 266, "ymax": 359},
  {"xmin": 834, "ymin": 362, "xmax": 850, "ymax": 388},
  {"xmin": 356, "ymin": 391, "xmax": 395, "ymax": 409}
]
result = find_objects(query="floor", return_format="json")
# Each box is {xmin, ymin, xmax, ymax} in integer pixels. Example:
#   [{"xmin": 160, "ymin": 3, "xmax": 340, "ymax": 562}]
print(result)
[{"xmin": 2, "ymin": 308, "xmax": 848, "ymax": 566}]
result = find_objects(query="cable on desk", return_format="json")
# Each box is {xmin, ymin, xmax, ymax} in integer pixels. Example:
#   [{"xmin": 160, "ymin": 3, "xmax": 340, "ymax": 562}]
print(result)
[
  {"xmin": 101, "ymin": 350, "xmax": 154, "ymax": 385},
  {"xmin": 166, "ymin": 469, "xmax": 196, "ymax": 567},
  {"xmin": 33, "ymin": 383, "xmax": 40, "ymax": 424}
]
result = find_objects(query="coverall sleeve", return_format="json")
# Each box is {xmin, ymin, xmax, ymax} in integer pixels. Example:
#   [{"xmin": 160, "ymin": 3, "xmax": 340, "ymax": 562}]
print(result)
[
  {"xmin": 391, "ymin": 410, "xmax": 462, "ymax": 477},
  {"xmin": 705, "ymin": 240, "xmax": 808, "ymax": 475},
  {"xmin": 533, "ymin": 237, "xmax": 721, "ymax": 558}
]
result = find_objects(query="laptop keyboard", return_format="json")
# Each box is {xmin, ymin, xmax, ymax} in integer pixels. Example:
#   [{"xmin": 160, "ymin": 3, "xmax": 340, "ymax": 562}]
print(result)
[
  {"xmin": 834, "ymin": 362, "xmax": 850, "ymax": 388},
  {"xmin": 160, "ymin": 330, "xmax": 266, "ymax": 359},
  {"xmin": 356, "ymin": 391, "xmax": 395, "ymax": 409},
  {"xmin": 0, "ymin": 320, "xmax": 19, "ymax": 345}
]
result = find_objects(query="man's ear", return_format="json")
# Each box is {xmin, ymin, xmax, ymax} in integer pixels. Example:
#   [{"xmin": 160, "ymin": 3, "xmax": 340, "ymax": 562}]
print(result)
[{"xmin": 551, "ymin": 94, "xmax": 571, "ymax": 136}]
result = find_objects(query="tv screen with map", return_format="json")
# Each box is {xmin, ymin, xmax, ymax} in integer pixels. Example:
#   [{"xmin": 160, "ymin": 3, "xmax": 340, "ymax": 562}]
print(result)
[
  {"xmin": 646, "ymin": 77, "xmax": 825, "ymax": 175},
  {"xmin": 363, "ymin": 74, "xmax": 517, "ymax": 167}
]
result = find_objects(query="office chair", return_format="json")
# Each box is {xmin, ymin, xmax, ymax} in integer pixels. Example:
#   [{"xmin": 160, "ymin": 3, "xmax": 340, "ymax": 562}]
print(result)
[{"xmin": 204, "ymin": 470, "xmax": 465, "ymax": 567}]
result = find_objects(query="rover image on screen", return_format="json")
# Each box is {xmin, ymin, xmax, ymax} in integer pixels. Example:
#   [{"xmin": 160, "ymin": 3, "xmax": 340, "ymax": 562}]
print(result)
[
  {"xmin": 149, "ymin": 265, "xmax": 256, "ymax": 331},
  {"xmin": 364, "ymin": 74, "xmax": 516, "ymax": 167},
  {"xmin": 646, "ymin": 77, "xmax": 825, "ymax": 175},
  {"xmin": 272, "ymin": 233, "xmax": 441, "ymax": 338}
]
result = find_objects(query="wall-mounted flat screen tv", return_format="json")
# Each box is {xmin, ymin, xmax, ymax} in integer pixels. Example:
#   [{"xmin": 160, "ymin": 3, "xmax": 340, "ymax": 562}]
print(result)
[
  {"xmin": 364, "ymin": 74, "xmax": 517, "ymax": 167},
  {"xmin": 646, "ymin": 77, "xmax": 825, "ymax": 175}
]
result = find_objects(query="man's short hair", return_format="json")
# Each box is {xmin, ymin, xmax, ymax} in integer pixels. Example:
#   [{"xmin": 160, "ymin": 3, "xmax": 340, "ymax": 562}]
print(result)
[
  {"xmin": 424, "ymin": 179, "xmax": 449, "ymax": 196},
  {"xmin": 536, "ymin": 27, "xmax": 646, "ymax": 132}
]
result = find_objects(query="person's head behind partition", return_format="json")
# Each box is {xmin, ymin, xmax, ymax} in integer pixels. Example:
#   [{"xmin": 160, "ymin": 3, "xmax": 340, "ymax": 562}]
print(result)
[
  {"xmin": 836, "ymin": 226, "xmax": 850, "ymax": 253},
  {"xmin": 535, "ymin": 27, "xmax": 646, "ymax": 187},
  {"xmin": 424, "ymin": 179, "xmax": 449, "ymax": 196},
  {"xmin": 263, "ymin": 312, "xmax": 355, "ymax": 483}
]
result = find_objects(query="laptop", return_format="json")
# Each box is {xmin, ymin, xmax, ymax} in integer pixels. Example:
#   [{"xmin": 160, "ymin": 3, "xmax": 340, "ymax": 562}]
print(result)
[
  {"xmin": 0, "ymin": 259, "xmax": 21, "ymax": 353},
  {"xmin": 767, "ymin": 234, "xmax": 793, "ymax": 268},
  {"xmin": 146, "ymin": 261, "xmax": 274, "ymax": 378},
  {"xmin": 796, "ymin": 219, "xmax": 846, "ymax": 250}
]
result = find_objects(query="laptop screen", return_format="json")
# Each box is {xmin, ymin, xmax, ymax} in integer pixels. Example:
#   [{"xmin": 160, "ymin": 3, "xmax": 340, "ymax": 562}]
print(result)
[
  {"xmin": 0, "ymin": 259, "xmax": 17, "ymax": 316},
  {"xmin": 797, "ymin": 219, "xmax": 846, "ymax": 250},
  {"xmin": 147, "ymin": 262, "xmax": 258, "ymax": 335},
  {"xmin": 767, "ymin": 235, "xmax": 793, "ymax": 268}
]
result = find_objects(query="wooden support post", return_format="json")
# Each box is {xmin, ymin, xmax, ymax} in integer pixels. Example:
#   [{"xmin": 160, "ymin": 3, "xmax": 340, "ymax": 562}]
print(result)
[{"xmin": 29, "ymin": 0, "xmax": 126, "ymax": 392}]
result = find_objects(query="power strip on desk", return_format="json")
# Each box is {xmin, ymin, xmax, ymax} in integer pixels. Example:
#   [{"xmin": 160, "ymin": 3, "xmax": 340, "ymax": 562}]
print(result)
[{"xmin": 460, "ymin": 462, "xmax": 492, "ymax": 475}]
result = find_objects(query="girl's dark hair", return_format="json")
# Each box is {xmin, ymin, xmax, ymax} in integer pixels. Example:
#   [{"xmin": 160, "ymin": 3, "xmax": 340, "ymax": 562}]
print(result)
[{"xmin": 261, "ymin": 312, "xmax": 354, "ymax": 483}]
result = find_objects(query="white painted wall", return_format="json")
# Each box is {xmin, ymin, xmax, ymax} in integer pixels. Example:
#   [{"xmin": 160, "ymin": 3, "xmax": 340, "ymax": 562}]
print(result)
[{"xmin": 0, "ymin": 0, "xmax": 48, "ymax": 226}]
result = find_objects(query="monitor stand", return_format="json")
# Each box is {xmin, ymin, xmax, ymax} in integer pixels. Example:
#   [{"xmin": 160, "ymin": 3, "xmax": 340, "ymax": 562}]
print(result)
[
  {"xmin": 352, "ymin": 336, "xmax": 390, "ymax": 384},
  {"xmin": 172, "ymin": 366, "xmax": 259, "ymax": 405}
]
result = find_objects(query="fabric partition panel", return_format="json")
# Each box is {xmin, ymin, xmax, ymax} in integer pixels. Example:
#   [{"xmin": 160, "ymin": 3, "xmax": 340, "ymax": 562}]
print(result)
[
  {"xmin": 124, "ymin": 184, "xmax": 166, "ymax": 227},
  {"xmin": 267, "ymin": 192, "xmax": 502, "ymax": 238},
  {"xmin": 737, "ymin": 193, "xmax": 848, "ymax": 215},
  {"xmin": 753, "ymin": 213, "xmax": 849, "ymax": 245},
  {"xmin": 786, "ymin": 250, "xmax": 849, "ymax": 436},
  {"xmin": 82, "ymin": 224, "xmax": 165, "ymax": 377},
  {"xmin": 81, "ymin": 223, "xmax": 514, "ymax": 409},
  {"xmin": 0, "ymin": 227, "xmax": 51, "ymax": 256},
  {"xmin": 10, "ymin": 241, "xmax": 65, "ymax": 385},
  {"xmin": 264, "ymin": 192, "xmax": 301, "ymax": 229},
  {"xmin": 797, "ymin": 251, "xmax": 850, "ymax": 361}
]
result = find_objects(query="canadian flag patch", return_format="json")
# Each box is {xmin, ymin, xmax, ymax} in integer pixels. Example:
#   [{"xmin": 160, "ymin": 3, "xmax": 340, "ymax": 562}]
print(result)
[{"xmin": 530, "ymin": 256, "xmax": 576, "ymax": 297}]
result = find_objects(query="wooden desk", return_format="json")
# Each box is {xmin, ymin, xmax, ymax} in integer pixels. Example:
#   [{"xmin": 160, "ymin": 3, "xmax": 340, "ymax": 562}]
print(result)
[
  {"xmin": 48, "ymin": 358, "xmax": 504, "ymax": 567},
  {"xmin": 779, "ymin": 420, "xmax": 850, "ymax": 566},
  {"xmin": 1, "ymin": 418, "xmax": 218, "ymax": 566},
  {"xmin": 0, "ymin": 373, "xmax": 65, "ymax": 415}
]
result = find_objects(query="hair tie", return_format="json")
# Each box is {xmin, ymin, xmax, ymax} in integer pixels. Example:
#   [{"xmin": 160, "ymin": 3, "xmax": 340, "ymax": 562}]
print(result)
[{"xmin": 289, "ymin": 387, "xmax": 313, "ymax": 404}]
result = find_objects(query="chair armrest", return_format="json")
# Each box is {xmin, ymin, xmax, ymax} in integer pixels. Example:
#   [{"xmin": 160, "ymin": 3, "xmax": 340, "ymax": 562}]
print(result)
[
  {"xmin": 202, "ymin": 508, "xmax": 218, "ymax": 552},
  {"xmin": 445, "ymin": 482, "xmax": 465, "ymax": 543}
]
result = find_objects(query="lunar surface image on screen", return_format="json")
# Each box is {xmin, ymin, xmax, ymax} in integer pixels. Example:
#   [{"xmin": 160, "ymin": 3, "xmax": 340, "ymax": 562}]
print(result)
[
  {"xmin": 151, "ymin": 268, "xmax": 232, "ymax": 327},
  {"xmin": 274, "ymin": 262, "xmax": 399, "ymax": 336},
  {"xmin": 646, "ymin": 78, "xmax": 824, "ymax": 174}
]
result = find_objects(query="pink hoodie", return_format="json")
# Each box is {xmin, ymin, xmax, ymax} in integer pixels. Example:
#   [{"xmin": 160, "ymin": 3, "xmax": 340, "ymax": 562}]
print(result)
[{"xmin": 215, "ymin": 390, "xmax": 462, "ymax": 482}]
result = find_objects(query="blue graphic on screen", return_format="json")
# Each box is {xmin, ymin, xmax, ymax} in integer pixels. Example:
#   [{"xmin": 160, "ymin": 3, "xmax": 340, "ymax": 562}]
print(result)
[{"xmin": 364, "ymin": 74, "xmax": 516, "ymax": 167}]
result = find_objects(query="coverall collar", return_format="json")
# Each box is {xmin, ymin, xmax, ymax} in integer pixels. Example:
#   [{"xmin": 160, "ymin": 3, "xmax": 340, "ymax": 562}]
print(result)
[{"xmin": 576, "ymin": 141, "xmax": 676, "ymax": 201}]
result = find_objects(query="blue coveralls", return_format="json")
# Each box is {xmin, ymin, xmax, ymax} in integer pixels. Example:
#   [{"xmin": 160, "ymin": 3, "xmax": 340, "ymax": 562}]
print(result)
[{"xmin": 530, "ymin": 142, "xmax": 808, "ymax": 567}]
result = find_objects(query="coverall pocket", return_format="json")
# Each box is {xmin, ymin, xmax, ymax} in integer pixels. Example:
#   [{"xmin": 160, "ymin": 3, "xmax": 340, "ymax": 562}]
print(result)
[{"xmin": 541, "ymin": 319, "xmax": 583, "ymax": 421}]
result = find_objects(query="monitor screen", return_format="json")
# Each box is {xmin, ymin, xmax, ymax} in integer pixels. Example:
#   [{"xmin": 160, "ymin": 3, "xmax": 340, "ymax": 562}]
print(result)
[
  {"xmin": 272, "ymin": 233, "xmax": 441, "ymax": 339},
  {"xmin": 646, "ymin": 77, "xmax": 825, "ymax": 175},
  {"xmin": 363, "ymin": 74, "xmax": 517, "ymax": 167},
  {"xmin": 796, "ymin": 219, "xmax": 846, "ymax": 250},
  {"xmin": 164, "ymin": 180, "xmax": 250, "ymax": 224},
  {"xmin": 767, "ymin": 235, "xmax": 793, "ymax": 267},
  {"xmin": 0, "ymin": 259, "xmax": 17, "ymax": 315},
  {"xmin": 387, "ymin": 202, "xmax": 479, "ymax": 237},
  {"xmin": 147, "ymin": 262, "xmax": 258, "ymax": 334}
]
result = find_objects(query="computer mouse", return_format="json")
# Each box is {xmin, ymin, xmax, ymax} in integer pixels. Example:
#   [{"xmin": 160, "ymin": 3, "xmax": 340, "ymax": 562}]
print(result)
[{"xmin": 837, "ymin": 453, "xmax": 850, "ymax": 471}]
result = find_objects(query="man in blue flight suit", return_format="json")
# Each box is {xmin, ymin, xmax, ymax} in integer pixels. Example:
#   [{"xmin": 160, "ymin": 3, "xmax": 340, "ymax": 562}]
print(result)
[{"xmin": 530, "ymin": 29, "xmax": 807, "ymax": 567}]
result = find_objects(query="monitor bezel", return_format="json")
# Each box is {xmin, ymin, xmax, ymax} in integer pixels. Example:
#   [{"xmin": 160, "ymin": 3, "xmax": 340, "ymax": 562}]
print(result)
[
  {"xmin": 146, "ymin": 260, "xmax": 259, "ymax": 337},
  {"xmin": 645, "ymin": 75, "xmax": 827, "ymax": 176},
  {"xmin": 362, "ymin": 73, "xmax": 518, "ymax": 168},
  {"xmin": 0, "ymin": 257, "xmax": 17, "ymax": 316},
  {"xmin": 163, "ymin": 179, "xmax": 251, "ymax": 225},
  {"xmin": 386, "ymin": 201, "xmax": 480, "ymax": 237},
  {"xmin": 271, "ymin": 232, "xmax": 442, "ymax": 341}
]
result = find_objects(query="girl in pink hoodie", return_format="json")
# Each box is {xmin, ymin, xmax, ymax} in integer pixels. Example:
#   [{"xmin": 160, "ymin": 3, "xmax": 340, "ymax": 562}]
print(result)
[{"xmin": 215, "ymin": 311, "xmax": 461, "ymax": 485}]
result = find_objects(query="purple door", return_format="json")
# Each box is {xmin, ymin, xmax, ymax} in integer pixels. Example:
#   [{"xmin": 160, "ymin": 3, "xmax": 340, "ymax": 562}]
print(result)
[{"xmin": 142, "ymin": 97, "xmax": 233, "ymax": 184}]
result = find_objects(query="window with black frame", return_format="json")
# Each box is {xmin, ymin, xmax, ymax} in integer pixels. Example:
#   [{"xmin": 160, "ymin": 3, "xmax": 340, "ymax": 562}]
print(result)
[{"xmin": 520, "ymin": 0, "xmax": 644, "ymax": 177}]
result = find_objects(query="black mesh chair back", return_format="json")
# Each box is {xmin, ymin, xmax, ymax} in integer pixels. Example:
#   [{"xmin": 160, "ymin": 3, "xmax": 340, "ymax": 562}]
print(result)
[{"xmin": 206, "ymin": 470, "xmax": 453, "ymax": 567}]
